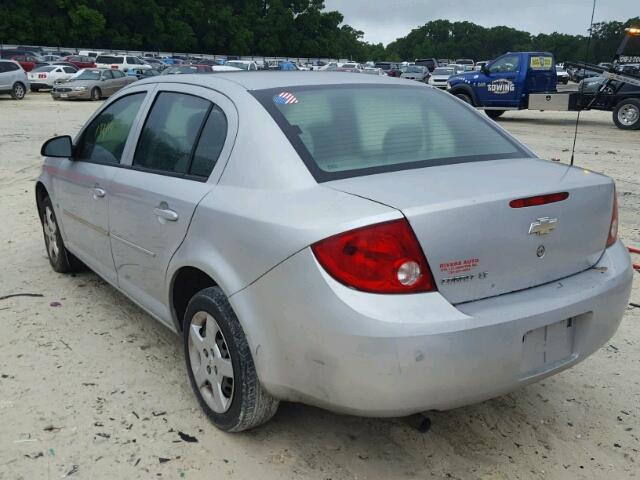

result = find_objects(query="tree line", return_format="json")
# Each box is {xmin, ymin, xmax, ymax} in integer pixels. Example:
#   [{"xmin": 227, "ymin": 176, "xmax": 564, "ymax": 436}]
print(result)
[{"xmin": 0, "ymin": 1, "xmax": 637, "ymax": 62}]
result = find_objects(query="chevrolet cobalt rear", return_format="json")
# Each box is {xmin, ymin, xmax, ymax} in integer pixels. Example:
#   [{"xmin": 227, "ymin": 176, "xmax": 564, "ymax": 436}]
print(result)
[{"xmin": 36, "ymin": 73, "xmax": 633, "ymax": 431}]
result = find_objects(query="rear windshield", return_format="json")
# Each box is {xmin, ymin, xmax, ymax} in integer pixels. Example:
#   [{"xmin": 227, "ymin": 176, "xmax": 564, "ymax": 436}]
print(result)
[
  {"xmin": 96, "ymin": 56, "xmax": 123, "ymax": 64},
  {"xmin": 253, "ymin": 85, "xmax": 530, "ymax": 181}
]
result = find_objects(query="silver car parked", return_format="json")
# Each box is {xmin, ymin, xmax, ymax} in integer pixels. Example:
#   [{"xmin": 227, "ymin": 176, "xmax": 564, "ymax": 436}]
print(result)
[
  {"xmin": 36, "ymin": 72, "xmax": 632, "ymax": 432},
  {"xmin": 51, "ymin": 68, "xmax": 136, "ymax": 100},
  {"xmin": 0, "ymin": 59, "xmax": 29, "ymax": 99}
]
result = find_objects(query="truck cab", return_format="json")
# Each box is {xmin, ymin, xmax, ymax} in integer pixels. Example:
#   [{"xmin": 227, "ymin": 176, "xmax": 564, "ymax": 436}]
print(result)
[{"xmin": 447, "ymin": 52, "xmax": 557, "ymax": 109}]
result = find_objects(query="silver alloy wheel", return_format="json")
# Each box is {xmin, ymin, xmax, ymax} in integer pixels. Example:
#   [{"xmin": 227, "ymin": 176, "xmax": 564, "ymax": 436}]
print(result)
[
  {"xmin": 14, "ymin": 84, "xmax": 25, "ymax": 99},
  {"xmin": 188, "ymin": 311, "xmax": 235, "ymax": 413},
  {"xmin": 44, "ymin": 206, "xmax": 60, "ymax": 262},
  {"xmin": 618, "ymin": 104, "xmax": 639, "ymax": 126}
]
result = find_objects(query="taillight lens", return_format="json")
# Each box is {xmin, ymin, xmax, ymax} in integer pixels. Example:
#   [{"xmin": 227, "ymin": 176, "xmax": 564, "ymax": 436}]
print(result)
[
  {"xmin": 606, "ymin": 188, "xmax": 618, "ymax": 247},
  {"xmin": 311, "ymin": 219, "xmax": 436, "ymax": 294}
]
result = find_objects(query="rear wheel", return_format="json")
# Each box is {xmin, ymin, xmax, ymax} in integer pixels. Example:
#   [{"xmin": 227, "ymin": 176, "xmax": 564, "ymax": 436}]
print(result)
[
  {"xmin": 11, "ymin": 82, "xmax": 26, "ymax": 100},
  {"xmin": 90, "ymin": 87, "xmax": 101, "ymax": 101},
  {"xmin": 40, "ymin": 196, "xmax": 83, "ymax": 273},
  {"xmin": 183, "ymin": 287, "xmax": 279, "ymax": 432},
  {"xmin": 454, "ymin": 92, "xmax": 473, "ymax": 105},
  {"xmin": 613, "ymin": 99, "xmax": 640, "ymax": 130},
  {"xmin": 486, "ymin": 110, "xmax": 505, "ymax": 119}
]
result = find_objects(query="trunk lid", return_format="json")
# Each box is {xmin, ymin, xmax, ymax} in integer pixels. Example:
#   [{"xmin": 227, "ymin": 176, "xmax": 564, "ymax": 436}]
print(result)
[{"xmin": 326, "ymin": 158, "xmax": 614, "ymax": 304}]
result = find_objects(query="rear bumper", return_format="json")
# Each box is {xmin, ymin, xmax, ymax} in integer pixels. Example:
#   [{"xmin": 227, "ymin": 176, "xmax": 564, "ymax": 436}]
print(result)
[
  {"xmin": 231, "ymin": 241, "xmax": 632, "ymax": 416},
  {"xmin": 29, "ymin": 82, "xmax": 52, "ymax": 89}
]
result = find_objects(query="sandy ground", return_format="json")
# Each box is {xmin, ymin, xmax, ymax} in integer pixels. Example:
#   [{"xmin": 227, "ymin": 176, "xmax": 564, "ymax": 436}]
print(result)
[{"xmin": 0, "ymin": 92, "xmax": 638, "ymax": 480}]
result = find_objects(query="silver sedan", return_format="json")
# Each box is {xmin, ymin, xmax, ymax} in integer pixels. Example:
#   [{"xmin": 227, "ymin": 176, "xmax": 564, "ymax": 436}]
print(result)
[
  {"xmin": 36, "ymin": 72, "xmax": 633, "ymax": 432},
  {"xmin": 51, "ymin": 68, "xmax": 136, "ymax": 100}
]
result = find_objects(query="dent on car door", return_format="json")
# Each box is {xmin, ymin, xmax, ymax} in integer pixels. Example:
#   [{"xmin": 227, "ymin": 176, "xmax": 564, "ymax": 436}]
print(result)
[
  {"xmin": 51, "ymin": 92, "xmax": 147, "ymax": 284},
  {"xmin": 108, "ymin": 90, "xmax": 230, "ymax": 324}
]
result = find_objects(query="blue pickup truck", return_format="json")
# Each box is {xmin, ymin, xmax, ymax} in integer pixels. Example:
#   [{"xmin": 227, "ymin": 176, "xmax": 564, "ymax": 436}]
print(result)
[
  {"xmin": 446, "ymin": 49, "xmax": 640, "ymax": 129},
  {"xmin": 447, "ymin": 51, "xmax": 559, "ymax": 118}
]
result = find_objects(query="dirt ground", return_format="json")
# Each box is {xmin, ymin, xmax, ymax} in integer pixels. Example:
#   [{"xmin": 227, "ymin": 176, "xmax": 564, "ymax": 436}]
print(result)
[{"xmin": 0, "ymin": 92, "xmax": 638, "ymax": 480}]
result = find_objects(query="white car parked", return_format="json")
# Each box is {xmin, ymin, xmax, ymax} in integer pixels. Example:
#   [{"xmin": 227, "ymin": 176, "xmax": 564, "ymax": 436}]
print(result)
[
  {"xmin": 28, "ymin": 65, "xmax": 78, "ymax": 91},
  {"xmin": 95, "ymin": 55, "xmax": 151, "ymax": 73},
  {"xmin": 225, "ymin": 60, "xmax": 259, "ymax": 71}
]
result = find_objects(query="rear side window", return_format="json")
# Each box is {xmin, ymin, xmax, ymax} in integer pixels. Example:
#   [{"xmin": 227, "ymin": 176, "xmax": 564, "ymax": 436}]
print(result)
[
  {"xmin": 190, "ymin": 105, "xmax": 228, "ymax": 177},
  {"xmin": 97, "ymin": 56, "xmax": 123, "ymax": 64},
  {"xmin": 253, "ymin": 85, "xmax": 530, "ymax": 181},
  {"xmin": 76, "ymin": 93, "xmax": 146, "ymax": 164},
  {"xmin": 133, "ymin": 92, "xmax": 211, "ymax": 175},
  {"xmin": 1, "ymin": 62, "xmax": 19, "ymax": 72},
  {"xmin": 63, "ymin": 67, "xmax": 76, "ymax": 73},
  {"xmin": 113, "ymin": 70, "xmax": 125, "ymax": 78}
]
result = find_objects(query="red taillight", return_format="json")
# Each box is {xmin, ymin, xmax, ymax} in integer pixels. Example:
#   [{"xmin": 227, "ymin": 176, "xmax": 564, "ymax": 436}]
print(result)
[
  {"xmin": 607, "ymin": 188, "xmax": 618, "ymax": 247},
  {"xmin": 311, "ymin": 219, "xmax": 436, "ymax": 294},
  {"xmin": 509, "ymin": 192, "xmax": 569, "ymax": 208}
]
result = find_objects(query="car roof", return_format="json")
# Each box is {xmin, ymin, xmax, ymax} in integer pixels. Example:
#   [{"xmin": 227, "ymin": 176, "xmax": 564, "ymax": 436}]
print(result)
[{"xmin": 137, "ymin": 71, "xmax": 413, "ymax": 91}]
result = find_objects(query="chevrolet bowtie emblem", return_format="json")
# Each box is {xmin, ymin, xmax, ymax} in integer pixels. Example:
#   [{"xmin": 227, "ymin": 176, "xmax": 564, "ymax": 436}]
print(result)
[{"xmin": 529, "ymin": 217, "xmax": 558, "ymax": 236}]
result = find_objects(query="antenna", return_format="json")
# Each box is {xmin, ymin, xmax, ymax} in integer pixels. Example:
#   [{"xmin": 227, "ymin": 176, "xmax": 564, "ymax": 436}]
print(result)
[{"xmin": 570, "ymin": 0, "xmax": 597, "ymax": 167}]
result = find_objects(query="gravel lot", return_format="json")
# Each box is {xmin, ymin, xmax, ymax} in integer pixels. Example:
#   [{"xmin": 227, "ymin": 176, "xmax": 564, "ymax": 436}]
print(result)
[{"xmin": 0, "ymin": 92, "xmax": 638, "ymax": 480}]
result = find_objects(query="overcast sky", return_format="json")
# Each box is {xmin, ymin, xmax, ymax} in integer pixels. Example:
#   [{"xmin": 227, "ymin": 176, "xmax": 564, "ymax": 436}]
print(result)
[{"xmin": 324, "ymin": 0, "xmax": 637, "ymax": 45}]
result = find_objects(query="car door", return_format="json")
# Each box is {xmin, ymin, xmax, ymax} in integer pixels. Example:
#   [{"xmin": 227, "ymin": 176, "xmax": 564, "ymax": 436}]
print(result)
[
  {"xmin": 52, "ymin": 90, "xmax": 149, "ymax": 284},
  {"xmin": 112, "ymin": 70, "xmax": 128, "ymax": 89},
  {"xmin": 100, "ymin": 69, "xmax": 117, "ymax": 95},
  {"xmin": 0, "ymin": 62, "xmax": 11, "ymax": 89},
  {"xmin": 108, "ymin": 84, "xmax": 236, "ymax": 323},
  {"xmin": 477, "ymin": 53, "xmax": 521, "ymax": 107}
]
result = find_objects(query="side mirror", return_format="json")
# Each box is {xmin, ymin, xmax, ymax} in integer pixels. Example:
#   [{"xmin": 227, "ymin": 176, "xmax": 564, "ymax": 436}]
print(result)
[
  {"xmin": 41, "ymin": 135, "xmax": 73, "ymax": 158},
  {"xmin": 482, "ymin": 65, "xmax": 490, "ymax": 74}
]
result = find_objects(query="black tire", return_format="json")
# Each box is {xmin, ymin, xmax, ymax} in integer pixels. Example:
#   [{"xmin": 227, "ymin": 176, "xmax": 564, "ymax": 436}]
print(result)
[
  {"xmin": 90, "ymin": 87, "xmax": 101, "ymax": 101},
  {"xmin": 612, "ymin": 99, "xmax": 640, "ymax": 130},
  {"xmin": 183, "ymin": 287, "xmax": 279, "ymax": 432},
  {"xmin": 455, "ymin": 92, "xmax": 473, "ymax": 105},
  {"xmin": 486, "ymin": 110, "xmax": 505, "ymax": 119},
  {"xmin": 11, "ymin": 82, "xmax": 26, "ymax": 100},
  {"xmin": 40, "ymin": 196, "xmax": 83, "ymax": 273}
]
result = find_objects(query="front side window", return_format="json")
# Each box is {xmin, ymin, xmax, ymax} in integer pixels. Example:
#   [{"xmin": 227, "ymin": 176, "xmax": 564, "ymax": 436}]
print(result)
[
  {"xmin": 253, "ymin": 85, "xmax": 530, "ymax": 181},
  {"xmin": 76, "ymin": 93, "xmax": 146, "ymax": 164},
  {"xmin": 489, "ymin": 55, "xmax": 520, "ymax": 73},
  {"xmin": 133, "ymin": 92, "xmax": 211, "ymax": 175},
  {"xmin": 112, "ymin": 70, "xmax": 125, "ymax": 78},
  {"xmin": 101, "ymin": 70, "xmax": 114, "ymax": 80}
]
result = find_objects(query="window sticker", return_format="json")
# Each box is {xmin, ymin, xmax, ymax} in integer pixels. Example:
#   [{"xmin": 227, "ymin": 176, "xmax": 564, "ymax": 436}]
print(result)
[
  {"xmin": 530, "ymin": 56, "xmax": 553, "ymax": 70},
  {"xmin": 273, "ymin": 92, "xmax": 299, "ymax": 105}
]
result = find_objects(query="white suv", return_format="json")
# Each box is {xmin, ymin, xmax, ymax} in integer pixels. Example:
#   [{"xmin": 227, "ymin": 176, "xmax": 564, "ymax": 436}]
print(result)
[
  {"xmin": 95, "ymin": 55, "xmax": 151, "ymax": 73},
  {"xmin": 0, "ymin": 59, "xmax": 29, "ymax": 99}
]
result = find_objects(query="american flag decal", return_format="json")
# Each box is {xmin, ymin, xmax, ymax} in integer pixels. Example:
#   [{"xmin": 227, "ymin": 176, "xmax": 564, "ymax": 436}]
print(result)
[{"xmin": 273, "ymin": 92, "xmax": 299, "ymax": 105}]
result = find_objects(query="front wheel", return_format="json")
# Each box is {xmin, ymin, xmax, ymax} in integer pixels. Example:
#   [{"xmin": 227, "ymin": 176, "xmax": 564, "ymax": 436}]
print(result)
[
  {"xmin": 613, "ymin": 99, "xmax": 640, "ymax": 130},
  {"xmin": 11, "ymin": 82, "xmax": 26, "ymax": 100},
  {"xmin": 454, "ymin": 92, "xmax": 473, "ymax": 105},
  {"xmin": 183, "ymin": 287, "xmax": 279, "ymax": 432},
  {"xmin": 486, "ymin": 110, "xmax": 505, "ymax": 119}
]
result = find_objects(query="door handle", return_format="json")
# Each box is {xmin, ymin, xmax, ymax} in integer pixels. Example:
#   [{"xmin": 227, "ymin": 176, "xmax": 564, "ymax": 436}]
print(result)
[
  {"xmin": 154, "ymin": 207, "xmax": 178, "ymax": 222},
  {"xmin": 93, "ymin": 187, "xmax": 106, "ymax": 199}
]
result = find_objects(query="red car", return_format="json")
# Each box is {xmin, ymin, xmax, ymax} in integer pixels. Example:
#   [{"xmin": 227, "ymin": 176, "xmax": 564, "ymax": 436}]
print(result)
[
  {"xmin": 63, "ymin": 55, "xmax": 96, "ymax": 69},
  {"xmin": 10, "ymin": 55, "xmax": 43, "ymax": 72}
]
